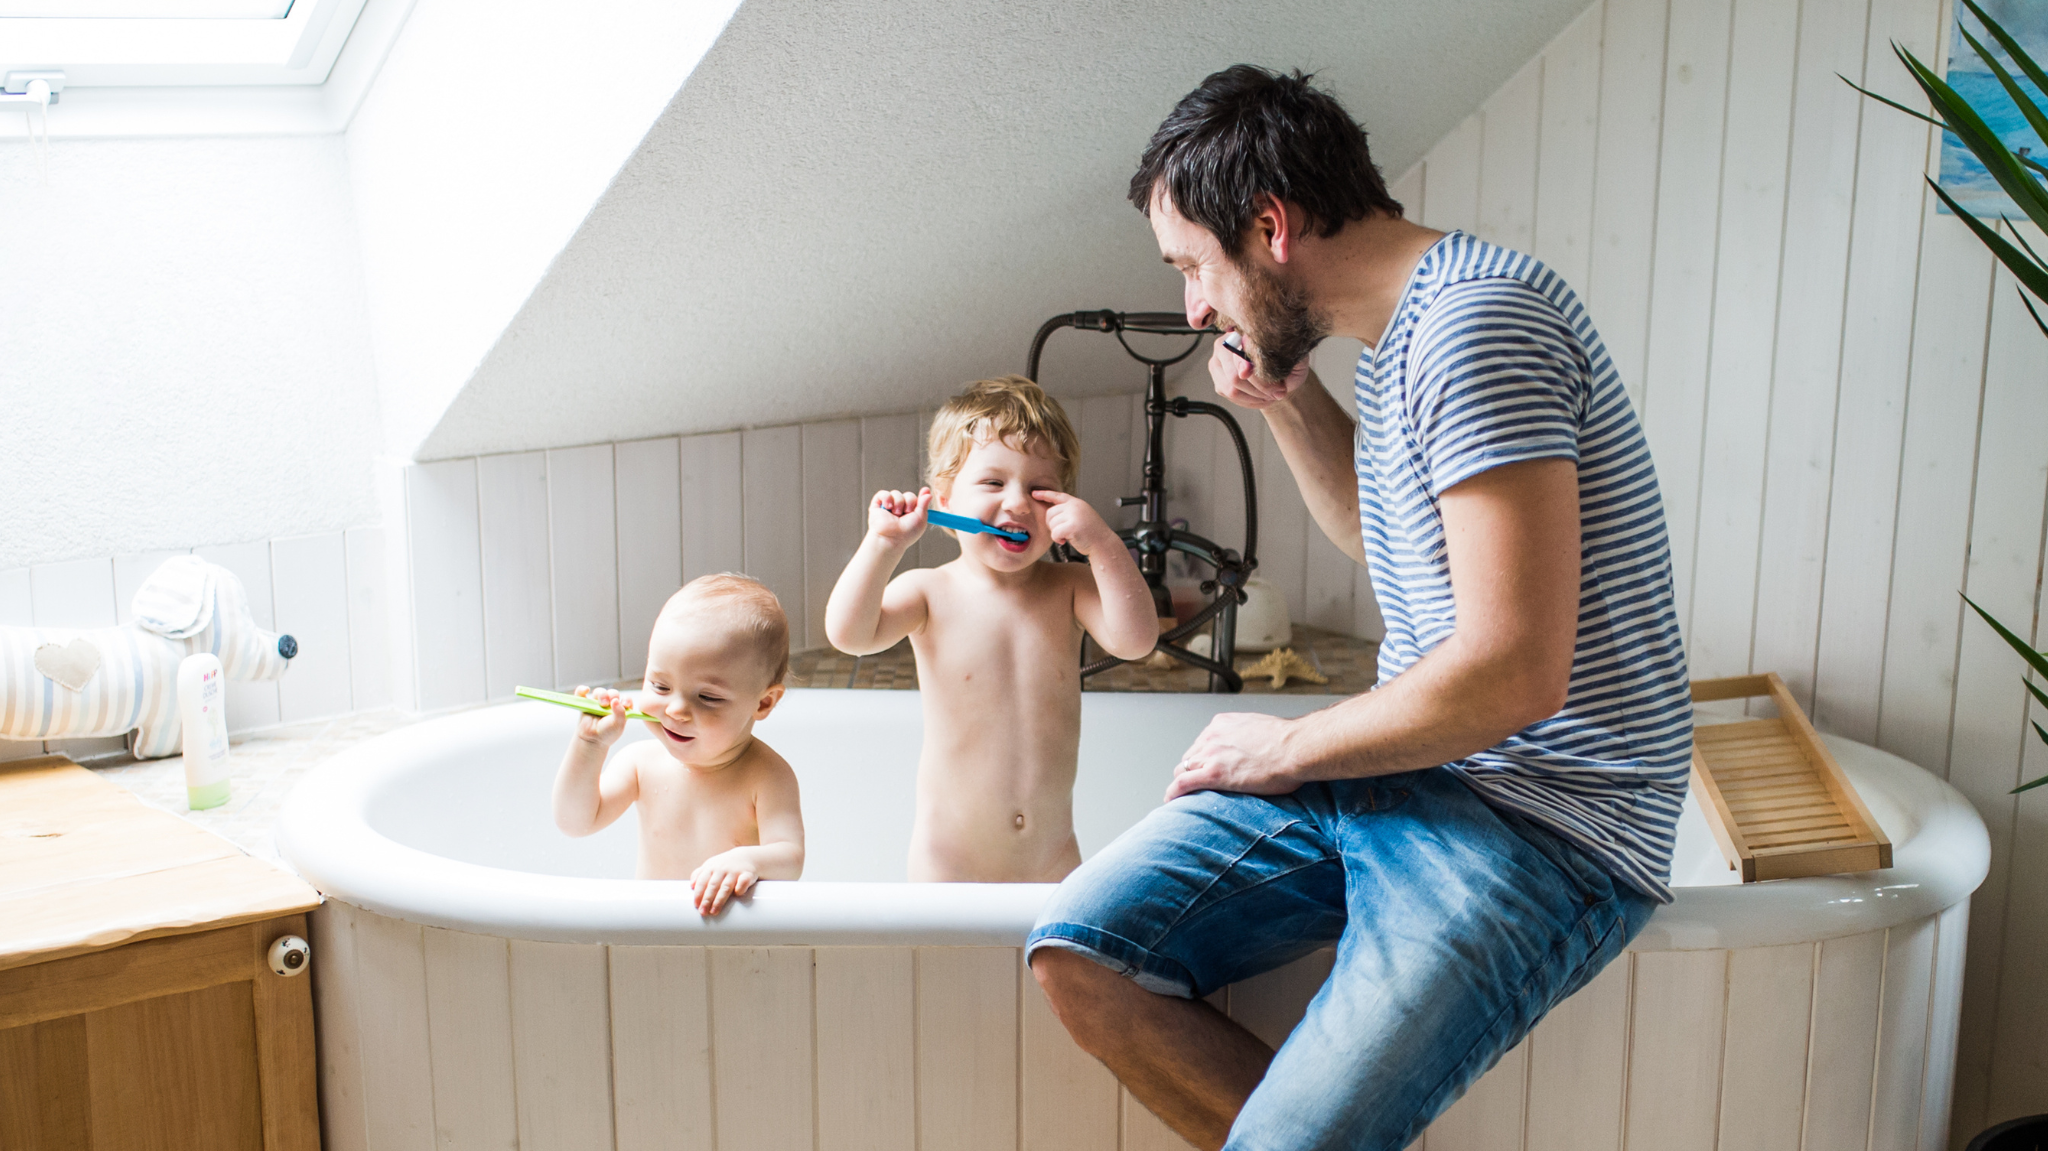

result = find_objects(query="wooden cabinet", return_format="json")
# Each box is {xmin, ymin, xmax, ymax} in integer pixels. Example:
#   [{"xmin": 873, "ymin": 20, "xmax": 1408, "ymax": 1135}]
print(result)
[{"xmin": 0, "ymin": 756, "xmax": 321, "ymax": 1151}]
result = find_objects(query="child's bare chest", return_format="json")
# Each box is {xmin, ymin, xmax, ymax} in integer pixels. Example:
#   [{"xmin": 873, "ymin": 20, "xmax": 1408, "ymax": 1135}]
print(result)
[{"xmin": 633, "ymin": 759, "xmax": 759, "ymax": 850}]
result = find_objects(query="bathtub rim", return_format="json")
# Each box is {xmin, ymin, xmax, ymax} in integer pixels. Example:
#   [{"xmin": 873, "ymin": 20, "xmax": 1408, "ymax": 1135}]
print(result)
[{"xmin": 274, "ymin": 692, "xmax": 1989, "ymax": 951}]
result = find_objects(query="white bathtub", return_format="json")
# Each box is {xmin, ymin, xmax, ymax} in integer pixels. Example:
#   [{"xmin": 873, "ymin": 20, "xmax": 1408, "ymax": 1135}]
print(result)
[{"xmin": 279, "ymin": 690, "xmax": 1989, "ymax": 1151}]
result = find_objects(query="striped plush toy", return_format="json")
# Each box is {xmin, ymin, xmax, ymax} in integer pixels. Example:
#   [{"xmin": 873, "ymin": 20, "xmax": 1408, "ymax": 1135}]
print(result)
[{"xmin": 0, "ymin": 556, "xmax": 296, "ymax": 759}]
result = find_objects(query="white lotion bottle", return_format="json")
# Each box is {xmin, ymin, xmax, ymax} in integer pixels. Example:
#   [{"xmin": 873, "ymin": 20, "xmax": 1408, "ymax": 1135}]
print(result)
[{"xmin": 178, "ymin": 652, "xmax": 231, "ymax": 810}]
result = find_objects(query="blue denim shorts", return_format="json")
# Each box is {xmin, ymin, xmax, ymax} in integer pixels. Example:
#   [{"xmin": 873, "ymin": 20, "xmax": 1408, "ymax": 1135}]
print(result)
[{"xmin": 1027, "ymin": 768, "xmax": 1658, "ymax": 1151}]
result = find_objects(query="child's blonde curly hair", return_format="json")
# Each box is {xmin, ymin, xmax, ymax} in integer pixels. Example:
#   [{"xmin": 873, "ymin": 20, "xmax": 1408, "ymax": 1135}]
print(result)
[{"xmin": 926, "ymin": 376, "xmax": 1081, "ymax": 495}]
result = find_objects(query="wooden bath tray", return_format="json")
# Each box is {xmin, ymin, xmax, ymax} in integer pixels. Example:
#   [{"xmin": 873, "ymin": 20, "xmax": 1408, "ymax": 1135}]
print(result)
[{"xmin": 1690, "ymin": 673, "xmax": 1892, "ymax": 882}]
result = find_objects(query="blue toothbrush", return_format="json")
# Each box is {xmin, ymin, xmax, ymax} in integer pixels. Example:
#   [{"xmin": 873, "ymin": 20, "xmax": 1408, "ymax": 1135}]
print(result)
[{"xmin": 927, "ymin": 508, "xmax": 1028, "ymax": 542}]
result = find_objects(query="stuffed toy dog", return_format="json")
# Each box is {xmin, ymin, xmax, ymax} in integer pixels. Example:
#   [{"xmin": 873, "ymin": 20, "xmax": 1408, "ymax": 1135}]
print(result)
[{"xmin": 0, "ymin": 556, "xmax": 296, "ymax": 759}]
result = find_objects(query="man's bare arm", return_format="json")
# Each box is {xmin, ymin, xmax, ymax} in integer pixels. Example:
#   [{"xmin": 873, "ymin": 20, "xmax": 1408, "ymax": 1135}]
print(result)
[
  {"xmin": 1260, "ymin": 371, "xmax": 1367, "ymax": 565},
  {"xmin": 1166, "ymin": 457, "xmax": 1580, "ymax": 798}
]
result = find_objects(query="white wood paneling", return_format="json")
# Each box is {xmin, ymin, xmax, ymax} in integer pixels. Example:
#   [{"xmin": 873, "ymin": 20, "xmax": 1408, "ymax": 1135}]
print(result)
[
  {"xmin": 1585, "ymin": 0, "xmax": 1669, "ymax": 410},
  {"xmin": 1926, "ymin": 901, "xmax": 1971, "ymax": 1150},
  {"xmin": 509, "ymin": 940, "xmax": 616, "ymax": 1151},
  {"xmin": 308, "ymin": 900, "xmax": 370, "ymax": 1151},
  {"xmin": 195, "ymin": 540, "xmax": 283, "ymax": 734},
  {"xmin": 271, "ymin": 531, "xmax": 354, "ymax": 724},
  {"xmin": 405, "ymin": 458, "xmax": 488, "ymax": 712},
  {"xmin": 1389, "ymin": 163, "xmax": 1424, "ymax": 219},
  {"xmin": 1422, "ymin": 114, "xmax": 1483, "ymax": 232},
  {"xmin": 803, "ymin": 420, "xmax": 864, "ymax": 653},
  {"xmin": 918, "ymin": 408, "xmax": 963, "ymax": 571},
  {"xmin": 422, "ymin": 927, "xmax": 518, "ymax": 1151},
  {"xmin": 1477, "ymin": 57, "xmax": 1542, "ymax": 252},
  {"xmin": 1533, "ymin": 2, "xmax": 1603, "ymax": 291},
  {"xmin": 547, "ymin": 444, "xmax": 622, "ymax": 690},
  {"xmin": 1803, "ymin": 930, "xmax": 1886, "ymax": 1151},
  {"xmin": 476, "ymin": 450, "xmax": 554, "ymax": 700},
  {"xmin": 680, "ymin": 430, "xmax": 745, "ymax": 583},
  {"xmin": 1075, "ymin": 393, "xmax": 1139, "ymax": 532},
  {"xmin": 815, "ymin": 947, "xmax": 916, "ymax": 1151},
  {"xmin": 616, "ymin": 437, "xmax": 684, "ymax": 681},
  {"xmin": 1252, "ymin": 420, "xmax": 1307, "ymax": 624},
  {"xmin": 1717, "ymin": 943, "xmax": 1815, "ymax": 1151},
  {"xmin": 741, "ymin": 427, "xmax": 807, "ymax": 647},
  {"xmin": 917, "ymin": 946, "xmax": 1020, "ymax": 1149},
  {"xmin": 1525, "ymin": 957, "xmax": 1630, "ymax": 1151},
  {"xmin": 1622, "ymin": 949, "xmax": 1727, "ymax": 1151},
  {"xmin": 1870, "ymin": 917, "xmax": 1939, "ymax": 1151},
  {"xmin": 1684, "ymin": 0, "xmax": 1800, "ymax": 679},
  {"xmin": 1022, "ymin": 969, "xmax": 1119, "ymax": 1151},
  {"xmin": 1122, "ymin": 1086, "xmax": 1197, "ymax": 1151},
  {"xmin": 709, "ymin": 947, "xmax": 814, "ymax": 1151},
  {"xmin": 1427, "ymin": 1037, "xmax": 1529, "ymax": 1150},
  {"xmin": 351, "ymin": 910, "xmax": 436, "ymax": 1151},
  {"xmin": 343, "ymin": 527, "xmax": 390, "ymax": 711},
  {"xmin": 609, "ymin": 945, "xmax": 714, "ymax": 1151}
]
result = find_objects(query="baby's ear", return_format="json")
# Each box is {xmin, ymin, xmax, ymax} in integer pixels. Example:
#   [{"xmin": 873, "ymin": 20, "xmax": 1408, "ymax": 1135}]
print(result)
[{"xmin": 755, "ymin": 683, "xmax": 786, "ymax": 719}]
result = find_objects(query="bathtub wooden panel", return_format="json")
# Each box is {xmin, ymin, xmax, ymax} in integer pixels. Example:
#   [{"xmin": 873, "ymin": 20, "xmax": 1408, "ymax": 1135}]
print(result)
[
  {"xmin": 1922, "ymin": 901, "xmax": 1969, "ymax": 1151},
  {"xmin": 710, "ymin": 946, "xmax": 814, "ymax": 1151},
  {"xmin": 680, "ymin": 431, "xmax": 745, "ymax": 584},
  {"xmin": 546, "ymin": 444, "xmax": 622, "ymax": 691},
  {"xmin": 1622, "ymin": 949, "xmax": 1728, "ymax": 1151},
  {"xmin": 1021, "ymin": 970, "xmax": 1118, "ymax": 1151},
  {"xmin": 615, "ymin": 437, "xmax": 683, "ymax": 683},
  {"xmin": 350, "ymin": 910, "xmax": 436, "ymax": 1151},
  {"xmin": 1718, "ymin": 943, "xmax": 1816, "ymax": 1151},
  {"xmin": 815, "ymin": 947, "xmax": 915, "ymax": 1151},
  {"xmin": 405, "ymin": 458, "xmax": 488, "ymax": 711},
  {"xmin": 1870, "ymin": 916, "xmax": 1938, "ymax": 1151},
  {"xmin": 1802, "ymin": 930, "xmax": 1886, "ymax": 1151},
  {"xmin": 509, "ymin": 940, "xmax": 616, "ymax": 1151},
  {"xmin": 308, "ymin": 902, "xmax": 369, "ymax": 1151},
  {"xmin": 802, "ymin": 420, "xmax": 863, "ymax": 654},
  {"xmin": 1122, "ymin": 1085, "xmax": 1197, "ymax": 1151},
  {"xmin": 741, "ymin": 427, "xmax": 807, "ymax": 649},
  {"xmin": 917, "ymin": 946, "xmax": 1020, "ymax": 1150},
  {"xmin": 422, "ymin": 927, "xmax": 517, "ymax": 1151},
  {"xmin": 609, "ymin": 945, "xmax": 713, "ymax": 1151},
  {"xmin": 476, "ymin": 451, "xmax": 554, "ymax": 701},
  {"xmin": 1226, "ymin": 946, "xmax": 1333, "ymax": 1050},
  {"xmin": 1525, "ymin": 956, "xmax": 1631, "ymax": 1151},
  {"xmin": 1426, "ymin": 1037, "xmax": 1529, "ymax": 1151}
]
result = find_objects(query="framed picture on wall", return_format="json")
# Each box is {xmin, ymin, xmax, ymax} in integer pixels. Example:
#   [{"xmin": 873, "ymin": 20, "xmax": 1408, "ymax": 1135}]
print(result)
[{"xmin": 1937, "ymin": 0, "xmax": 2048, "ymax": 216}]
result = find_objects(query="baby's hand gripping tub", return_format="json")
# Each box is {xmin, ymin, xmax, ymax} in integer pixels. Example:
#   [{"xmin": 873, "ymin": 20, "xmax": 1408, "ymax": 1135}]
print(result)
[{"xmin": 0, "ymin": 555, "xmax": 296, "ymax": 758}]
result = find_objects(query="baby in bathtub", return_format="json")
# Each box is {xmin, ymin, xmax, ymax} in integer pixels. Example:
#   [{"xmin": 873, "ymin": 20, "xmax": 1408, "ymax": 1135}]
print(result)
[
  {"xmin": 552, "ymin": 573, "xmax": 804, "ymax": 915},
  {"xmin": 825, "ymin": 376, "xmax": 1158, "ymax": 882}
]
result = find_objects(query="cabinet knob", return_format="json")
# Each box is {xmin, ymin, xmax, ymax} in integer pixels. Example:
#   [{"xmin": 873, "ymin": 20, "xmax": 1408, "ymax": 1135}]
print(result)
[{"xmin": 268, "ymin": 934, "xmax": 311, "ymax": 977}]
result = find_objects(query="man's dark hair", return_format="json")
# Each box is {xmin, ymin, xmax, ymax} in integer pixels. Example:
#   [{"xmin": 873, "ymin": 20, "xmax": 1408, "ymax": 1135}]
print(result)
[{"xmin": 1130, "ymin": 65, "xmax": 1401, "ymax": 256}]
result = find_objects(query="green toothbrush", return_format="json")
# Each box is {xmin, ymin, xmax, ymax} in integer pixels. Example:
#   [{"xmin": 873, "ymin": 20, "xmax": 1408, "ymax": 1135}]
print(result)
[{"xmin": 515, "ymin": 685, "xmax": 660, "ymax": 721}]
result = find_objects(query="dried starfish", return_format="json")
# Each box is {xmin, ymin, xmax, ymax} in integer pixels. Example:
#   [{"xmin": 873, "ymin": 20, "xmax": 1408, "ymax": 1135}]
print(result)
[{"xmin": 1242, "ymin": 647, "xmax": 1328, "ymax": 690}]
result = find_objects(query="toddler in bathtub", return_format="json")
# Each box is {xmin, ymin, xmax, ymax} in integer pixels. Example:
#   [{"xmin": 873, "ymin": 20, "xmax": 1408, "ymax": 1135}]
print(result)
[
  {"xmin": 825, "ymin": 376, "xmax": 1158, "ymax": 882},
  {"xmin": 552, "ymin": 573, "xmax": 804, "ymax": 915}
]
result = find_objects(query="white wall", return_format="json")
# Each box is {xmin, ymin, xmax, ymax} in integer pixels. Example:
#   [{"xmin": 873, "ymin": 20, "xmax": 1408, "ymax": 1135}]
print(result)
[
  {"xmin": 345, "ymin": 0, "xmax": 742, "ymax": 459},
  {"xmin": 1395, "ymin": 0, "xmax": 2047, "ymax": 1140},
  {"xmin": 0, "ymin": 134, "xmax": 383, "ymax": 570}
]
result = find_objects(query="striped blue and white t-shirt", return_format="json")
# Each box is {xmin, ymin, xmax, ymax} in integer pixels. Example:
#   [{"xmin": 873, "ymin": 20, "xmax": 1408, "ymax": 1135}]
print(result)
[{"xmin": 1354, "ymin": 232, "xmax": 1692, "ymax": 901}]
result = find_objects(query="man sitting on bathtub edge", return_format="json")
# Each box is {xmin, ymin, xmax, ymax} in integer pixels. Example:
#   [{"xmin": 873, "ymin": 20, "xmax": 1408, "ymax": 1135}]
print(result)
[{"xmin": 1027, "ymin": 66, "xmax": 1693, "ymax": 1151}]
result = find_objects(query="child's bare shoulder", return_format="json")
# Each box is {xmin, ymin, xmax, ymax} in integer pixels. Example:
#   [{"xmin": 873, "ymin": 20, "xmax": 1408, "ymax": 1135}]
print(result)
[{"xmin": 737, "ymin": 738, "xmax": 798, "ymax": 790}]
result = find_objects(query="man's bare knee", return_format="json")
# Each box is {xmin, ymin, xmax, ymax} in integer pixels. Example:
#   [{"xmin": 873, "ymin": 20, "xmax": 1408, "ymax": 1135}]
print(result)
[{"xmin": 1031, "ymin": 948, "xmax": 1127, "ymax": 1047}]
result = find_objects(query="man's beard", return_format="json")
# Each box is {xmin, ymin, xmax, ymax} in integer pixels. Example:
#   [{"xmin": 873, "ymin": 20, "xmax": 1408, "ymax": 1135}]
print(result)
[{"xmin": 1231, "ymin": 259, "xmax": 1329, "ymax": 386}]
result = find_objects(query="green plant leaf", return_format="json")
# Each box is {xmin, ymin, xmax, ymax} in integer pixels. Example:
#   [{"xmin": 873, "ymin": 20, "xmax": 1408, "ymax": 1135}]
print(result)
[
  {"xmin": 1927, "ymin": 178, "xmax": 2048, "ymax": 304},
  {"xmin": 2026, "ymin": 675, "xmax": 2048, "ymax": 712},
  {"xmin": 2014, "ymin": 722, "xmax": 2048, "ymax": 793},
  {"xmin": 1963, "ymin": 593, "xmax": 2048, "ymax": 680},
  {"xmin": 1839, "ymin": 73, "xmax": 1948, "ymax": 129},
  {"xmin": 1959, "ymin": 23, "xmax": 2048, "ymax": 159},
  {"xmin": 1960, "ymin": 0, "xmax": 2048, "ymax": 107},
  {"xmin": 2019, "ymin": 285, "xmax": 2048, "ymax": 338},
  {"xmin": 1897, "ymin": 42, "xmax": 2048, "ymax": 232}
]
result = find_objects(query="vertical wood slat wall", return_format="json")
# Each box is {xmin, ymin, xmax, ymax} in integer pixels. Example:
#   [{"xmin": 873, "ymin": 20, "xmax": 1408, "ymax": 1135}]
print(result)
[
  {"xmin": 395, "ymin": 388, "xmax": 1384, "ymax": 714},
  {"xmin": 1396, "ymin": 0, "xmax": 2045, "ymax": 1138},
  {"xmin": 314, "ymin": 900, "xmax": 1968, "ymax": 1151}
]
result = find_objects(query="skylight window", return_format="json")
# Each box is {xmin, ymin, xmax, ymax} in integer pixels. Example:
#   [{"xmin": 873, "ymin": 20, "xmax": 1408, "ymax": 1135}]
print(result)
[{"xmin": 0, "ymin": 0, "xmax": 362, "ymax": 87}]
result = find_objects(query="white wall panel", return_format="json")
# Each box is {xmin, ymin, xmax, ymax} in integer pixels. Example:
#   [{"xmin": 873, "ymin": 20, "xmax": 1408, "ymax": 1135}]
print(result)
[
  {"xmin": 1585, "ymin": 0, "xmax": 1669, "ymax": 412},
  {"xmin": 1476, "ymin": 58, "xmax": 1542, "ymax": 252},
  {"xmin": 803, "ymin": 420, "xmax": 864, "ymax": 653},
  {"xmin": 1422, "ymin": 115, "xmax": 1483, "ymax": 232},
  {"xmin": 679, "ymin": 430, "xmax": 745, "ymax": 583},
  {"xmin": 741, "ymin": 426, "xmax": 807, "ymax": 646},
  {"xmin": 404, "ymin": 459, "xmax": 488, "ymax": 712},
  {"xmin": 1533, "ymin": 3, "xmax": 1603, "ymax": 292},
  {"xmin": 112, "ymin": 549, "xmax": 188, "ymax": 625},
  {"xmin": 477, "ymin": 451, "xmax": 554, "ymax": 700},
  {"xmin": 547, "ymin": 444, "xmax": 622, "ymax": 689},
  {"xmin": 343, "ymin": 527, "xmax": 391, "ymax": 711},
  {"xmin": 616, "ymin": 436, "xmax": 683, "ymax": 680},
  {"xmin": 271, "ymin": 532, "xmax": 354, "ymax": 724}
]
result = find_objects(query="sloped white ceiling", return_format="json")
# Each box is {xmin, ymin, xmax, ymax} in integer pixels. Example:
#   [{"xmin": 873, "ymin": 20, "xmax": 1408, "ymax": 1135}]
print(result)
[{"xmin": 416, "ymin": 0, "xmax": 1594, "ymax": 460}]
